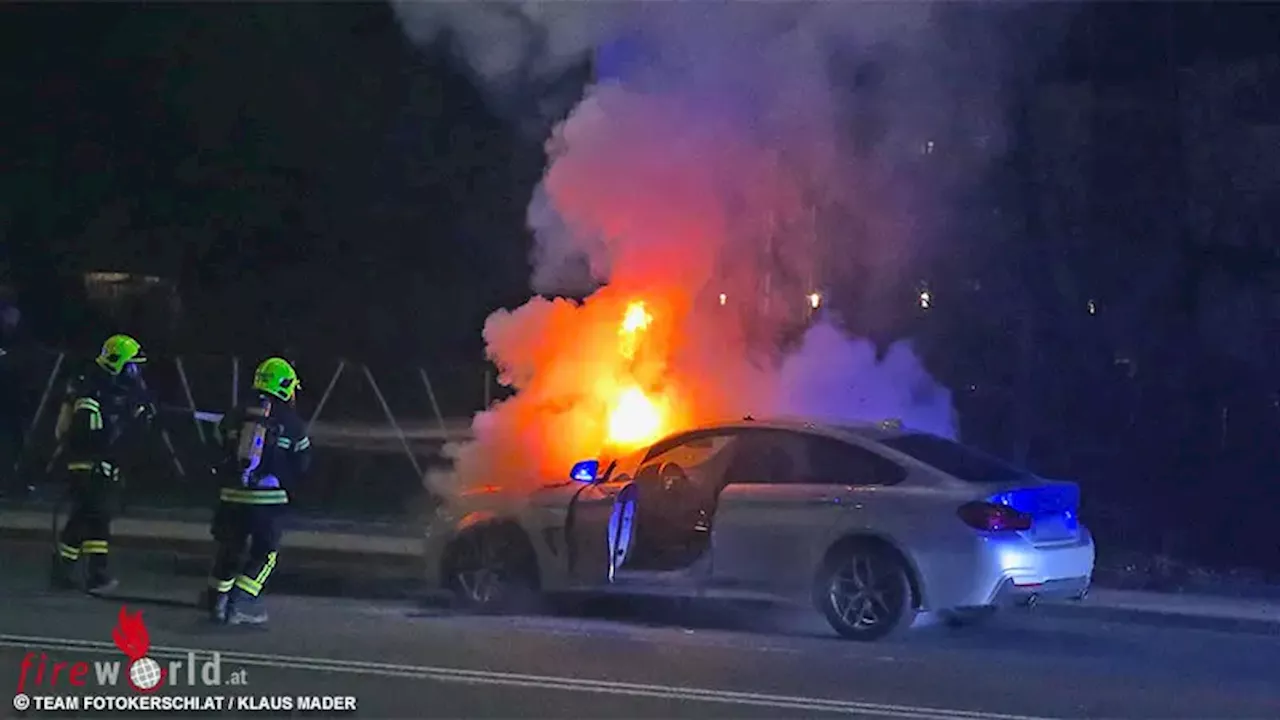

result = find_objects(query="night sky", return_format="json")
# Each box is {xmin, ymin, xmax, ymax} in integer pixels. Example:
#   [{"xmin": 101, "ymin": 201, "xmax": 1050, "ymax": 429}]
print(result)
[
  {"xmin": 1, "ymin": 2, "xmax": 1276, "ymax": 364},
  {"xmin": 1, "ymin": 3, "xmax": 542, "ymax": 364}
]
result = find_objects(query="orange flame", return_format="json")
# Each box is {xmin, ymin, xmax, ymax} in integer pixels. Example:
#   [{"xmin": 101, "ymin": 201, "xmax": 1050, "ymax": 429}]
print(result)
[
  {"xmin": 607, "ymin": 385, "xmax": 663, "ymax": 447},
  {"xmin": 112, "ymin": 606, "xmax": 151, "ymax": 661},
  {"xmin": 619, "ymin": 301, "xmax": 652, "ymax": 349},
  {"xmin": 603, "ymin": 300, "xmax": 668, "ymax": 451}
]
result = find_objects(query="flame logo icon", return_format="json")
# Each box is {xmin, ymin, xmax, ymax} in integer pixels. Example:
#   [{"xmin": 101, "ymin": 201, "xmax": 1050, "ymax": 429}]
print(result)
[{"xmin": 112, "ymin": 606, "xmax": 166, "ymax": 694}]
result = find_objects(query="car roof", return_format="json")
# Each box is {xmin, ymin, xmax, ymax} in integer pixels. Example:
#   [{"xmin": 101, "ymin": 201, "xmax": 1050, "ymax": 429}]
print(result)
[{"xmin": 668, "ymin": 416, "xmax": 915, "ymax": 443}]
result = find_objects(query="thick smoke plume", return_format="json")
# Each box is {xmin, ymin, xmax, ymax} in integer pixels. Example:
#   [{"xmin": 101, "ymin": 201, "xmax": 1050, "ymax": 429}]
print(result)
[{"xmin": 392, "ymin": 2, "xmax": 1049, "ymax": 497}]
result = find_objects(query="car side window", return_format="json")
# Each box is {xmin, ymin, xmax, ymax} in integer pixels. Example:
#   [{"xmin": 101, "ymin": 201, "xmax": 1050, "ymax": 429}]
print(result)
[
  {"xmin": 721, "ymin": 430, "xmax": 803, "ymax": 485},
  {"xmin": 800, "ymin": 435, "xmax": 906, "ymax": 486},
  {"xmin": 640, "ymin": 431, "xmax": 737, "ymax": 471},
  {"xmin": 633, "ymin": 431, "xmax": 738, "ymax": 501}
]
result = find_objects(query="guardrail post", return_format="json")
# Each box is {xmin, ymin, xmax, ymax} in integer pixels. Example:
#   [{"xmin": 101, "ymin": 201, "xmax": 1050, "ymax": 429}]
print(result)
[
  {"xmin": 361, "ymin": 364, "xmax": 423, "ymax": 478},
  {"xmin": 307, "ymin": 360, "xmax": 345, "ymax": 435},
  {"xmin": 18, "ymin": 352, "xmax": 64, "ymax": 464},
  {"xmin": 173, "ymin": 356, "xmax": 207, "ymax": 444},
  {"xmin": 159, "ymin": 429, "xmax": 186, "ymax": 478},
  {"xmin": 231, "ymin": 355, "xmax": 240, "ymax": 408},
  {"xmin": 418, "ymin": 367, "xmax": 447, "ymax": 433}
]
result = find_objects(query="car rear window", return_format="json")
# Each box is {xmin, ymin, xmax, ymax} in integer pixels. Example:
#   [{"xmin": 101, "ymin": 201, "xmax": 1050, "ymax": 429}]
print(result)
[{"xmin": 879, "ymin": 433, "xmax": 1026, "ymax": 485}]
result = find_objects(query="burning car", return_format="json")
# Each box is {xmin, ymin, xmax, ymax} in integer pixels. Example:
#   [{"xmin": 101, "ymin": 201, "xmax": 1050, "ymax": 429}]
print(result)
[{"xmin": 423, "ymin": 416, "xmax": 1095, "ymax": 641}]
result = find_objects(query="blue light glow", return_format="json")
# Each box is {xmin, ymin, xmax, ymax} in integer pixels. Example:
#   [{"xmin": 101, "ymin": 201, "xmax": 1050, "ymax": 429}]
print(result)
[
  {"xmin": 570, "ymin": 459, "xmax": 600, "ymax": 483},
  {"xmin": 594, "ymin": 33, "xmax": 651, "ymax": 83},
  {"xmin": 990, "ymin": 485, "xmax": 1080, "ymax": 524}
]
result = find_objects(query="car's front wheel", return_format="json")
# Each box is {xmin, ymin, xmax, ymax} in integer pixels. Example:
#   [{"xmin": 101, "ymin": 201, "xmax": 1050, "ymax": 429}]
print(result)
[
  {"xmin": 444, "ymin": 523, "xmax": 540, "ymax": 613},
  {"xmin": 816, "ymin": 542, "xmax": 915, "ymax": 641}
]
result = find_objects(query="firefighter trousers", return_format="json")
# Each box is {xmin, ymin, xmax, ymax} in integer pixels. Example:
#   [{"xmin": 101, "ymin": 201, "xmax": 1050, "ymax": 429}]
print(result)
[
  {"xmin": 56, "ymin": 461, "xmax": 120, "ymax": 583},
  {"xmin": 208, "ymin": 501, "xmax": 283, "ymax": 600}
]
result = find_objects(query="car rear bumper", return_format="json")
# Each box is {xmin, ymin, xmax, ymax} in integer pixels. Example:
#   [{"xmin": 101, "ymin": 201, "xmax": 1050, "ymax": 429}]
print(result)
[
  {"xmin": 922, "ymin": 527, "xmax": 1095, "ymax": 611},
  {"xmin": 989, "ymin": 574, "xmax": 1091, "ymax": 606},
  {"xmin": 979, "ymin": 528, "xmax": 1095, "ymax": 606}
]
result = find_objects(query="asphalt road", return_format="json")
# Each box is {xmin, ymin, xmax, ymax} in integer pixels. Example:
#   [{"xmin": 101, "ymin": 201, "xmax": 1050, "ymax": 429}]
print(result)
[{"xmin": 0, "ymin": 542, "xmax": 1277, "ymax": 719}]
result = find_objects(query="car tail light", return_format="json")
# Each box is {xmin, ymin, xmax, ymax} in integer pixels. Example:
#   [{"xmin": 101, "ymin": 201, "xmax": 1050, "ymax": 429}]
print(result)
[{"xmin": 957, "ymin": 501, "xmax": 1032, "ymax": 532}]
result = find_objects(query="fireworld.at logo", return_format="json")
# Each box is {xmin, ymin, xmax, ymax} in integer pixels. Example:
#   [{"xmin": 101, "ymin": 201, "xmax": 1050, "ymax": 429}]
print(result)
[
  {"xmin": 113, "ymin": 606, "xmax": 165, "ymax": 692},
  {"xmin": 15, "ymin": 606, "xmax": 247, "ymax": 695}
]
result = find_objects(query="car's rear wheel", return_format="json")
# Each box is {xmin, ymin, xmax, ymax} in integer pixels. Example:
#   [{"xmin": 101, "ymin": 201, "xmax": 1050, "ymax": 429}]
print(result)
[
  {"xmin": 817, "ymin": 543, "xmax": 915, "ymax": 641},
  {"xmin": 444, "ymin": 523, "xmax": 540, "ymax": 613}
]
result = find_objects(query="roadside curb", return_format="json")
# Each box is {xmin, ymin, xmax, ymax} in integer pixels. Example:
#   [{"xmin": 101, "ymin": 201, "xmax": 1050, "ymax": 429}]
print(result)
[
  {"xmin": 0, "ymin": 509, "xmax": 422, "ymax": 556},
  {"xmin": 1039, "ymin": 599, "xmax": 1280, "ymax": 636},
  {"xmin": 0, "ymin": 517, "xmax": 426, "ymax": 602},
  {"xmin": 0, "ymin": 501, "xmax": 423, "ymax": 535}
]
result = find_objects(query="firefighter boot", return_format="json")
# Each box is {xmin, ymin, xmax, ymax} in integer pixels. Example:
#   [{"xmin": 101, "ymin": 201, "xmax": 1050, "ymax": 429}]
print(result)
[
  {"xmin": 227, "ymin": 587, "xmax": 268, "ymax": 626},
  {"xmin": 49, "ymin": 553, "xmax": 77, "ymax": 591},
  {"xmin": 84, "ymin": 555, "xmax": 118, "ymax": 596},
  {"xmin": 209, "ymin": 592, "xmax": 230, "ymax": 624}
]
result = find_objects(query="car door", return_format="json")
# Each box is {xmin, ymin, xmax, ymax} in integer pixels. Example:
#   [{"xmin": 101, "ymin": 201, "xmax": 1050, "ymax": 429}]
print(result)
[
  {"xmin": 711, "ymin": 430, "xmax": 907, "ymax": 593},
  {"xmin": 617, "ymin": 429, "xmax": 740, "ymax": 573},
  {"xmin": 566, "ymin": 450, "xmax": 645, "ymax": 585}
]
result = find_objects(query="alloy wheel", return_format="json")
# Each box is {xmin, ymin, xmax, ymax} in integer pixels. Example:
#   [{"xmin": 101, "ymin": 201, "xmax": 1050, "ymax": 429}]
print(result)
[
  {"xmin": 454, "ymin": 530, "xmax": 514, "ymax": 606},
  {"xmin": 827, "ymin": 553, "xmax": 898, "ymax": 631}
]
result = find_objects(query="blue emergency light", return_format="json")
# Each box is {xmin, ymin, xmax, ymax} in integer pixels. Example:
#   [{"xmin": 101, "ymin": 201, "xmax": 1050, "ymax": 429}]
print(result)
[{"xmin": 570, "ymin": 459, "xmax": 599, "ymax": 483}]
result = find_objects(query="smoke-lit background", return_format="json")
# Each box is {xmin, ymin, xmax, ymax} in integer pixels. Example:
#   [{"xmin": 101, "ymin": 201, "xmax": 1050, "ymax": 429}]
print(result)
[
  {"xmin": 406, "ymin": 2, "xmax": 1065, "ymax": 495},
  {"xmin": 3, "ymin": 2, "xmax": 1280, "ymax": 578}
]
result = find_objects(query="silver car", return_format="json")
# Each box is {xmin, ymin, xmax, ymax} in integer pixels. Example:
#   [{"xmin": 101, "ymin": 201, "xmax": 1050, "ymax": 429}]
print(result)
[{"xmin": 423, "ymin": 417, "xmax": 1095, "ymax": 640}]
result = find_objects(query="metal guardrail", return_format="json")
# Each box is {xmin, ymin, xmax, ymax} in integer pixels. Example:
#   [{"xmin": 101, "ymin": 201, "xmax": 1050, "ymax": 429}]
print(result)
[
  {"xmin": 2, "ymin": 348, "xmax": 488, "ymax": 520},
  {"xmin": 190, "ymin": 412, "xmax": 476, "ymax": 447}
]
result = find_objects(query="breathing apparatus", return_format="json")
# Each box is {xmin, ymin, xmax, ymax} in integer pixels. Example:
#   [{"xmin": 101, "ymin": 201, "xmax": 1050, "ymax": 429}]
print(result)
[{"xmin": 236, "ymin": 394, "xmax": 278, "ymax": 489}]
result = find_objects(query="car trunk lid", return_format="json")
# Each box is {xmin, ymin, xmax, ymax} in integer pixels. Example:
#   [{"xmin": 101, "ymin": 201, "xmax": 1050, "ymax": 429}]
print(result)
[{"xmin": 985, "ymin": 479, "xmax": 1081, "ymax": 545}]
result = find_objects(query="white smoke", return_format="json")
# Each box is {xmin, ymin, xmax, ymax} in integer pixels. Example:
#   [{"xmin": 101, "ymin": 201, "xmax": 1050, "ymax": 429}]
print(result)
[
  {"xmin": 392, "ymin": 2, "xmax": 1066, "ymax": 493},
  {"xmin": 776, "ymin": 323, "xmax": 957, "ymax": 437}
]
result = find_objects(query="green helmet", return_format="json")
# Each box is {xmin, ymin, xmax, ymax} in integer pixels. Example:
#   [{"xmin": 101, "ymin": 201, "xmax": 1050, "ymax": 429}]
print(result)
[
  {"xmin": 253, "ymin": 357, "xmax": 300, "ymax": 402},
  {"xmin": 96, "ymin": 334, "xmax": 146, "ymax": 376}
]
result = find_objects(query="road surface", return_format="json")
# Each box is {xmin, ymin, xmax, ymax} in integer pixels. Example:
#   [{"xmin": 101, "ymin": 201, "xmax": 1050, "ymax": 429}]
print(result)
[{"xmin": 0, "ymin": 542, "xmax": 1277, "ymax": 719}]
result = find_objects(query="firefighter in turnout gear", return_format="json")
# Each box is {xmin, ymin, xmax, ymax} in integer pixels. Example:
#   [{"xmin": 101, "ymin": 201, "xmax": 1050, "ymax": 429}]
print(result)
[
  {"xmin": 51, "ymin": 334, "xmax": 156, "ymax": 594},
  {"xmin": 205, "ymin": 357, "xmax": 311, "ymax": 625}
]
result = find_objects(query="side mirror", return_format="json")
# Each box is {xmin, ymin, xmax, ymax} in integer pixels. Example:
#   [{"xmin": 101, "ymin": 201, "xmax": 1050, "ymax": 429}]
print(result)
[{"xmin": 570, "ymin": 459, "xmax": 599, "ymax": 483}]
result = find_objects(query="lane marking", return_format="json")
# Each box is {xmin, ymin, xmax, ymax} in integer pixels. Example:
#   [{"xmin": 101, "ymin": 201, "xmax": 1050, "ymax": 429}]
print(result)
[
  {"xmin": 423, "ymin": 616, "xmax": 810, "ymax": 654},
  {"xmin": 0, "ymin": 634, "xmax": 1057, "ymax": 720}
]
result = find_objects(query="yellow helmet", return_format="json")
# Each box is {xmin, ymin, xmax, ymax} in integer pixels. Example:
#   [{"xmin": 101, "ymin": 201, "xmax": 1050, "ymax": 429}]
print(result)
[
  {"xmin": 253, "ymin": 357, "xmax": 300, "ymax": 402},
  {"xmin": 96, "ymin": 334, "xmax": 146, "ymax": 376}
]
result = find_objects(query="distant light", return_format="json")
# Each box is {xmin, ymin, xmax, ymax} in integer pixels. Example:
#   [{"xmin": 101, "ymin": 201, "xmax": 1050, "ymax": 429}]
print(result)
[
  {"xmin": 1087, "ymin": 299, "xmax": 1097, "ymax": 315},
  {"xmin": 718, "ymin": 293, "xmax": 727, "ymax": 306},
  {"xmin": 807, "ymin": 292, "xmax": 821, "ymax": 309},
  {"xmin": 919, "ymin": 290, "xmax": 932, "ymax": 309},
  {"xmin": 922, "ymin": 140, "xmax": 935, "ymax": 155}
]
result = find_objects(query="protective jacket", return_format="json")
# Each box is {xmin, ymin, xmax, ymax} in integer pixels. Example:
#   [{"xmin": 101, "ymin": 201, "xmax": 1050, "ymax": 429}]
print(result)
[
  {"xmin": 215, "ymin": 393, "xmax": 311, "ymax": 505},
  {"xmin": 55, "ymin": 364, "xmax": 154, "ymax": 464}
]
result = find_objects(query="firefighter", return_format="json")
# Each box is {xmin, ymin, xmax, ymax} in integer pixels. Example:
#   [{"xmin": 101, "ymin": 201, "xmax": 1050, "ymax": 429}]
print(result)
[
  {"xmin": 50, "ymin": 334, "xmax": 155, "ymax": 594},
  {"xmin": 205, "ymin": 357, "xmax": 310, "ymax": 625}
]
